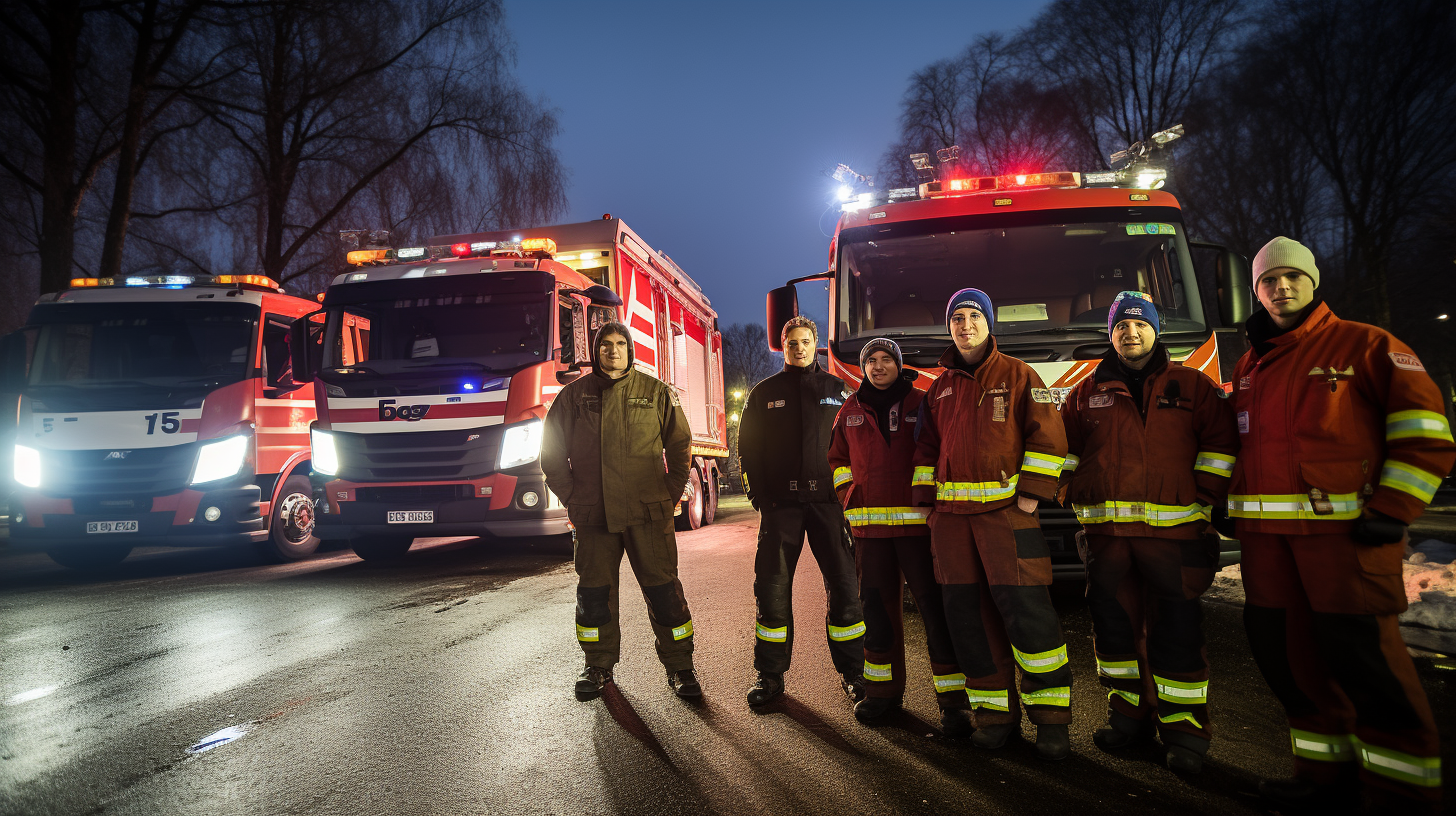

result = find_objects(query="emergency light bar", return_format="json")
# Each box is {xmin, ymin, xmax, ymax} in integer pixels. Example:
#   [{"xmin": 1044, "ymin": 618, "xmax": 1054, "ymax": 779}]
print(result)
[
  {"xmin": 68, "ymin": 273, "xmax": 283, "ymax": 291},
  {"xmin": 345, "ymin": 238, "xmax": 557, "ymax": 266}
]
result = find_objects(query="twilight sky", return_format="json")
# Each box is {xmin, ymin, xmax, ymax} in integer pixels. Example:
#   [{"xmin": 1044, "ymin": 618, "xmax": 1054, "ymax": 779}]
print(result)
[{"xmin": 505, "ymin": 0, "xmax": 1053, "ymax": 330}]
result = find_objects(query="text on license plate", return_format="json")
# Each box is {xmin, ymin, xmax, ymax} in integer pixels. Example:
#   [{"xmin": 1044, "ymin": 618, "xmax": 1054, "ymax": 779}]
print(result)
[
  {"xmin": 387, "ymin": 511, "xmax": 434, "ymax": 524},
  {"xmin": 87, "ymin": 520, "xmax": 139, "ymax": 534}
]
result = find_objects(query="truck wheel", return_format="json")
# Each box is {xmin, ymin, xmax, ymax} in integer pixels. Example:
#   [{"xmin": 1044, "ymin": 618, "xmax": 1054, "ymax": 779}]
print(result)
[
  {"xmin": 46, "ymin": 544, "xmax": 132, "ymax": 571},
  {"xmin": 260, "ymin": 475, "xmax": 321, "ymax": 562},
  {"xmin": 702, "ymin": 472, "xmax": 719, "ymax": 526},
  {"xmin": 352, "ymin": 537, "xmax": 414, "ymax": 561},
  {"xmin": 675, "ymin": 466, "xmax": 705, "ymax": 531}
]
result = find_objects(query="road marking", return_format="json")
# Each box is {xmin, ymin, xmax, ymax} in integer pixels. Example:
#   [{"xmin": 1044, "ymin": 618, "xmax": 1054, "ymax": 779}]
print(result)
[
  {"xmin": 186, "ymin": 724, "xmax": 251, "ymax": 754},
  {"xmin": 5, "ymin": 685, "xmax": 58, "ymax": 705}
]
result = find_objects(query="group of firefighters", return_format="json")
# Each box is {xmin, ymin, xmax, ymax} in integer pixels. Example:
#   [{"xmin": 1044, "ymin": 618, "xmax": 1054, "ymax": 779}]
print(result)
[{"xmin": 539, "ymin": 236, "xmax": 1452, "ymax": 811}]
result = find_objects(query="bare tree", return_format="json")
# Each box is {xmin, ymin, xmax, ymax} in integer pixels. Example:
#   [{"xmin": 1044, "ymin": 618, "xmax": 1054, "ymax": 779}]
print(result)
[{"xmin": 719, "ymin": 321, "xmax": 779, "ymax": 494}]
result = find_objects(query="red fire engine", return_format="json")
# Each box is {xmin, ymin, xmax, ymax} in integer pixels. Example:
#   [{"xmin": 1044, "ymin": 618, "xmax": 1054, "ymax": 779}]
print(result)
[
  {"xmin": 297, "ymin": 217, "xmax": 728, "ymax": 561},
  {"xmin": 2, "ymin": 274, "xmax": 321, "ymax": 569}
]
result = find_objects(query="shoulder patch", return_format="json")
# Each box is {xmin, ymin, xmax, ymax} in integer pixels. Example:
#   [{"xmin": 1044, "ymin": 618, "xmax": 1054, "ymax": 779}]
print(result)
[
  {"xmin": 1389, "ymin": 351, "xmax": 1426, "ymax": 372},
  {"xmin": 845, "ymin": 414, "xmax": 864, "ymax": 426},
  {"xmin": 1030, "ymin": 387, "xmax": 1052, "ymax": 404},
  {"xmin": 1088, "ymin": 394, "xmax": 1114, "ymax": 409}
]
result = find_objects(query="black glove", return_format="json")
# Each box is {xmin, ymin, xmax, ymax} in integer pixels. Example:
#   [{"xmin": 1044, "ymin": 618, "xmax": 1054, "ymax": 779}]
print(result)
[
  {"xmin": 1352, "ymin": 511, "xmax": 1406, "ymax": 546},
  {"xmin": 1209, "ymin": 505, "xmax": 1236, "ymax": 538}
]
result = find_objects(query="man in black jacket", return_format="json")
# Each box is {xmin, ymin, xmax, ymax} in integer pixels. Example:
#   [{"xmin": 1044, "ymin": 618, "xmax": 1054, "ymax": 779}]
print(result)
[{"xmin": 737, "ymin": 316, "xmax": 865, "ymax": 706}]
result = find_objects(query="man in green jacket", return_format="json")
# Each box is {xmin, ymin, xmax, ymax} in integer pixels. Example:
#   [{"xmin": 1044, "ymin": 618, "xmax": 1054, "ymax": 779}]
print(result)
[{"xmin": 542, "ymin": 321, "xmax": 701, "ymax": 700}]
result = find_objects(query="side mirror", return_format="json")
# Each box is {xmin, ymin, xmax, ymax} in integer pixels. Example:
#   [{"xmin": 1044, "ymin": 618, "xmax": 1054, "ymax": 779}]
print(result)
[
  {"xmin": 765, "ymin": 285, "xmax": 799, "ymax": 352},
  {"xmin": 570, "ymin": 294, "xmax": 591, "ymax": 369},
  {"xmin": 290, "ymin": 310, "xmax": 324, "ymax": 382},
  {"xmin": 1216, "ymin": 249, "xmax": 1252, "ymax": 326},
  {"xmin": 0, "ymin": 331, "xmax": 26, "ymax": 393}
]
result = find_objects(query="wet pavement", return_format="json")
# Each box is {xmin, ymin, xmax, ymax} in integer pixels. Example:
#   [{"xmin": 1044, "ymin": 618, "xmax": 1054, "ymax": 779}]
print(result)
[{"xmin": 0, "ymin": 496, "xmax": 1451, "ymax": 815}]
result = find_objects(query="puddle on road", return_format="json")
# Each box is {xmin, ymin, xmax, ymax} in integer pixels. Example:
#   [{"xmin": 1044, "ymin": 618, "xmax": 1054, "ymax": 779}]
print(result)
[{"xmin": 186, "ymin": 723, "xmax": 252, "ymax": 754}]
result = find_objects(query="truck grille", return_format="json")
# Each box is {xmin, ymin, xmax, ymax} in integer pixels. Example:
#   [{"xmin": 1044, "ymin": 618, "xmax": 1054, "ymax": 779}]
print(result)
[
  {"xmin": 44, "ymin": 443, "xmax": 198, "ymax": 497},
  {"xmin": 333, "ymin": 427, "xmax": 501, "ymax": 482},
  {"xmin": 355, "ymin": 484, "xmax": 476, "ymax": 504}
]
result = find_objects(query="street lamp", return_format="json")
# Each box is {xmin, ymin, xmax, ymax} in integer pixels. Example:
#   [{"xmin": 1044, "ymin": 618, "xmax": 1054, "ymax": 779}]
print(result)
[
  {"xmin": 732, "ymin": 390, "xmax": 743, "ymax": 400},
  {"xmin": 729, "ymin": 412, "xmax": 740, "ymax": 423}
]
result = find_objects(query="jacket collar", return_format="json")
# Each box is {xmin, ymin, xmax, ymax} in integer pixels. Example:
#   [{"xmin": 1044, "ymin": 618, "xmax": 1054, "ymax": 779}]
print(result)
[
  {"xmin": 1246, "ymin": 300, "xmax": 1335, "ymax": 359},
  {"xmin": 1094, "ymin": 343, "xmax": 1169, "ymax": 387},
  {"xmin": 936, "ymin": 336, "xmax": 999, "ymax": 376}
]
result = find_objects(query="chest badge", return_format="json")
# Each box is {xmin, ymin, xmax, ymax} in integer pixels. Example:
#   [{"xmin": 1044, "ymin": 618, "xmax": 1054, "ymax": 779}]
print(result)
[
  {"xmin": 889, "ymin": 405, "xmax": 900, "ymax": 432},
  {"xmin": 992, "ymin": 395, "xmax": 1007, "ymax": 422},
  {"xmin": 845, "ymin": 414, "xmax": 865, "ymax": 426},
  {"xmin": 1089, "ymin": 394, "xmax": 1114, "ymax": 409}
]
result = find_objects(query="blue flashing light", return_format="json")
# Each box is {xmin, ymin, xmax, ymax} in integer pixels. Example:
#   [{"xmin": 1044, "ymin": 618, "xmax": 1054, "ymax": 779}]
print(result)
[
  {"xmin": 463, "ymin": 383, "xmax": 476, "ymax": 391},
  {"xmin": 125, "ymin": 277, "xmax": 148, "ymax": 286}
]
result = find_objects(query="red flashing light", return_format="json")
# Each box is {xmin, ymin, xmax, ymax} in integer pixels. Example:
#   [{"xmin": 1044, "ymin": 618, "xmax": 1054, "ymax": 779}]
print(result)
[
  {"xmin": 216, "ymin": 274, "xmax": 281, "ymax": 290},
  {"xmin": 70, "ymin": 278, "xmax": 101, "ymax": 288},
  {"xmin": 450, "ymin": 243, "xmax": 472, "ymax": 257},
  {"xmin": 521, "ymin": 237, "xmax": 557, "ymax": 255}
]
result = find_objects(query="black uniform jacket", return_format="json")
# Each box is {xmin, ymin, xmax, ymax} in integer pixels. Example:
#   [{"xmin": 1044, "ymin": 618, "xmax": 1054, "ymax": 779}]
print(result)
[{"xmin": 738, "ymin": 361, "xmax": 851, "ymax": 506}]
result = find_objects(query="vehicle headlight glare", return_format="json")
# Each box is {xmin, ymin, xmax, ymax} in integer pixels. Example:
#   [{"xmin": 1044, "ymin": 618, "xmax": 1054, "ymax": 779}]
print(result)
[
  {"xmin": 14, "ymin": 445, "xmax": 41, "ymax": 488},
  {"xmin": 311, "ymin": 428, "xmax": 339, "ymax": 476},
  {"xmin": 498, "ymin": 419, "xmax": 543, "ymax": 470},
  {"xmin": 190, "ymin": 436, "xmax": 249, "ymax": 484}
]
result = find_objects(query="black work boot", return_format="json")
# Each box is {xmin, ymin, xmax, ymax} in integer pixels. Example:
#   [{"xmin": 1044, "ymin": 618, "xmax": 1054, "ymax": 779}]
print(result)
[
  {"xmin": 746, "ymin": 672, "xmax": 784, "ymax": 706},
  {"xmin": 1036, "ymin": 723, "xmax": 1071, "ymax": 761},
  {"xmin": 1161, "ymin": 729, "xmax": 1208, "ymax": 775},
  {"xmin": 668, "ymin": 669, "xmax": 702, "ymax": 698},
  {"xmin": 1092, "ymin": 713, "xmax": 1156, "ymax": 752},
  {"xmin": 939, "ymin": 708, "xmax": 973, "ymax": 738},
  {"xmin": 853, "ymin": 696, "xmax": 901, "ymax": 723},
  {"xmin": 840, "ymin": 673, "xmax": 867, "ymax": 702},
  {"xmin": 575, "ymin": 666, "xmax": 612, "ymax": 700},
  {"xmin": 969, "ymin": 722, "xmax": 1016, "ymax": 750}
]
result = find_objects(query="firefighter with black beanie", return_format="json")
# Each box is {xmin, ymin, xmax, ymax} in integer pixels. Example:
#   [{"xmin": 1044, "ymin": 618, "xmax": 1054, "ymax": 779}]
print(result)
[{"xmin": 738, "ymin": 316, "xmax": 866, "ymax": 706}]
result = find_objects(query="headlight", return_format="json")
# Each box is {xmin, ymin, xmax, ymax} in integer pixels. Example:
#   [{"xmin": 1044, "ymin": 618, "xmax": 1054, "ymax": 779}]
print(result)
[
  {"xmin": 190, "ymin": 436, "xmax": 249, "ymax": 484},
  {"xmin": 311, "ymin": 428, "xmax": 339, "ymax": 476},
  {"xmin": 14, "ymin": 445, "xmax": 41, "ymax": 488},
  {"xmin": 498, "ymin": 419, "xmax": 543, "ymax": 470}
]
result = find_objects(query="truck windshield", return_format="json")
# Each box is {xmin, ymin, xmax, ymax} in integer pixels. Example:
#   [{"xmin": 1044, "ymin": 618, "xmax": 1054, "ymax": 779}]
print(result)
[
  {"xmin": 321, "ymin": 287, "xmax": 550, "ymax": 374},
  {"xmin": 838, "ymin": 207, "xmax": 1206, "ymax": 340},
  {"xmin": 25, "ymin": 301, "xmax": 257, "ymax": 390}
]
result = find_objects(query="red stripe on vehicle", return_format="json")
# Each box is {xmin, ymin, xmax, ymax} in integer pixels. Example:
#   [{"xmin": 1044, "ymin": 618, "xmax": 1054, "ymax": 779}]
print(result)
[
  {"xmin": 635, "ymin": 343, "xmax": 656, "ymax": 366},
  {"xmin": 631, "ymin": 313, "xmax": 653, "ymax": 335}
]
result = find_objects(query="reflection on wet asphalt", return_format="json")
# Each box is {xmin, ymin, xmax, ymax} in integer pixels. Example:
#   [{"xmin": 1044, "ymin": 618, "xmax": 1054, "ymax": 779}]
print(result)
[{"xmin": 0, "ymin": 501, "xmax": 1450, "ymax": 815}]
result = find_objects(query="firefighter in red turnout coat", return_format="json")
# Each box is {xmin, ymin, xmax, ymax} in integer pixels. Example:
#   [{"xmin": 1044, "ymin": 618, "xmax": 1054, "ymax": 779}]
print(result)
[
  {"xmin": 1060, "ymin": 292, "xmax": 1237, "ymax": 774},
  {"xmin": 828, "ymin": 338, "xmax": 972, "ymax": 736},
  {"xmin": 1231, "ymin": 237, "xmax": 1454, "ymax": 811},
  {"xmin": 913, "ymin": 288, "xmax": 1073, "ymax": 760}
]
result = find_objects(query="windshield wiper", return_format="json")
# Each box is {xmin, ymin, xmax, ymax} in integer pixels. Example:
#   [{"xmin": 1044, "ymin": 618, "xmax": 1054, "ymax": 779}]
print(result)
[
  {"xmin": 324, "ymin": 365, "xmax": 384, "ymax": 377},
  {"xmin": 401, "ymin": 360, "xmax": 497, "ymax": 372},
  {"xmin": 1000, "ymin": 326, "xmax": 1107, "ymax": 337}
]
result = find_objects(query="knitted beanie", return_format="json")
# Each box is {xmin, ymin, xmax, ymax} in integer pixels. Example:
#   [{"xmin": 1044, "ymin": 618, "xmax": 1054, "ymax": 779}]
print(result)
[
  {"xmin": 858, "ymin": 337, "xmax": 903, "ymax": 371},
  {"xmin": 945, "ymin": 287, "xmax": 995, "ymax": 331},
  {"xmin": 1107, "ymin": 291, "xmax": 1160, "ymax": 336},
  {"xmin": 1252, "ymin": 236, "xmax": 1320, "ymax": 288}
]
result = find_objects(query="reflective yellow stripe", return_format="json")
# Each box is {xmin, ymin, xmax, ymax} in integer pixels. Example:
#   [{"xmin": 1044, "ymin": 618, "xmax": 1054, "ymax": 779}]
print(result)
[
  {"xmin": 844, "ymin": 506, "xmax": 930, "ymax": 527},
  {"xmin": 1013, "ymin": 644, "xmax": 1069, "ymax": 673},
  {"xmin": 933, "ymin": 672, "xmax": 966, "ymax": 692},
  {"xmin": 1159, "ymin": 711, "xmax": 1203, "ymax": 730},
  {"xmin": 1096, "ymin": 657, "xmax": 1140, "ymax": 679},
  {"xmin": 671, "ymin": 621, "xmax": 693, "ymax": 641},
  {"xmin": 828, "ymin": 621, "xmax": 866, "ymax": 641},
  {"xmin": 1380, "ymin": 460, "xmax": 1443, "ymax": 504},
  {"xmin": 1154, "ymin": 675, "xmax": 1208, "ymax": 705},
  {"xmin": 756, "ymin": 623, "xmax": 787, "ymax": 642},
  {"xmin": 1022, "ymin": 686, "xmax": 1071, "ymax": 707},
  {"xmin": 937, "ymin": 473, "xmax": 1019, "ymax": 502},
  {"xmin": 1075, "ymin": 500, "xmax": 1210, "ymax": 527},
  {"xmin": 833, "ymin": 466, "xmax": 853, "ymax": 488},
  {"xmin": 966, "ymin": 689, "xmax": 1010, "ymax": 711},
  {"xmin": 1386, "ymin": 410, "xmax": 1454, "ymax": 442},
  {"xmin": 1193, "ymin": 451, "xmax": 1236, "ymax": 477},
  {"xmin": 1108, "ymin": 688, "xmax": 1140, "ymax": 707},
  {"xmin": 1227, "ymin": 493, "xmax": 1363, "ymax": 520},
  {"xmin": 863, "ymin": 660, "xmax": 893, "ymax": 681},
  {"xmin": 1290, "ymin": 729, "xmax": 1355, "ymax": 763},
  {"xmin": 1352, "ymin": 736, "xmax": 1442, "ymax": 787},
  {"xmin": 576, "ymin": 624, "xmax": 599, "ymax": 642},
  {"xmin": 1021, "ymin": 451, "xmax": 1066, "ymax": 477},
  {"xmin": 1061, "ymin": 454, "xmax": 1080, "ymax": 473},
  {"xmin": 912, "ymin": 466, "xmax": 936, "ymax": 487}
]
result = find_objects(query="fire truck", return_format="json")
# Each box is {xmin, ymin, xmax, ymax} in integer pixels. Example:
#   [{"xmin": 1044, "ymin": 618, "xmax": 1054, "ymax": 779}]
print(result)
[
  {"xmin": 1, "ymin": 274, "xmax": 321, "ymax": 569},
  {"xmin": 768, "ymin": 129, "xmax": 1251, "ymax": 578},
  {"xmin": 296, "ymin": 217, "xmax": 728, "ymax": 561}
]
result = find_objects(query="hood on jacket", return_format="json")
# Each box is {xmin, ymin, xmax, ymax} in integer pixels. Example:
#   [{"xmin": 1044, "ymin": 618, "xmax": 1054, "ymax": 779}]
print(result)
[{"xmin": 592, "ymin": 320, "xmax": 635, "ymax": 370}]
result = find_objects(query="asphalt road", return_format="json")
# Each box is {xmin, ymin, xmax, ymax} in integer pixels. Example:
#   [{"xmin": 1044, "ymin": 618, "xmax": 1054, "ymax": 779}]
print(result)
[{"xmin": 1, "ymin": 496, "xmax": 1452, "ymax": 816}]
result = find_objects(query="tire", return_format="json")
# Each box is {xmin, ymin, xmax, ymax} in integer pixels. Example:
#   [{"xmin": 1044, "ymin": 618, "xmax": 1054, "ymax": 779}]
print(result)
[
  {"xmin": 46, "ymin": 544, "xmax": 132, "ymax": 571},
  {"xmin": 260, "ymin": 475, "xmax": 320, "ymax": 562},
  {"xmin": 351, "ymin": 536, "xmax": 414, "ymax": 561},
  {"xmin": 702, "ymin": 470, "xmax": 719, "ymax": 526},
  {"xmin": 675, "ymin": 466, "xmax": 705, "ymax": 531}
]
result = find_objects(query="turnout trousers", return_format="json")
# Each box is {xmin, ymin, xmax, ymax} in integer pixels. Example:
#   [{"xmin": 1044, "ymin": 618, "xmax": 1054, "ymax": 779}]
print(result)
[
  {"xmin": 929, "ymin": 507, "xmax": 1072, "ymax": 726},
  {"xmin": 573, "ymin": 517, "xmax": 694, "ymax": 673},
  {"xmin": 753, "ymin": 501, "xmax": 865, "ymax": 676},
  {"xmin": 1240, "ymin": 530, "xmax": 1441, "ymax": 804},
  {"xmin": 1085, "ymin": 533, "xmax": 1216, "ymax": 753},
  {"xmin": 857, "ymin": 534, "xmax": 969, "ymax": 710}
]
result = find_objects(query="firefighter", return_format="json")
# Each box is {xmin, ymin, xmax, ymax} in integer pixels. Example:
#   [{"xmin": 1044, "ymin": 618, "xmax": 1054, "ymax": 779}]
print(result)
[
  {"xmin": 738, "ymin": 316, "xmax": 866, "ymax": 706},
  {"xmin": 912, "ymin": 288, "xmax": 1072, "ymax": 760},
  {"xmin": 1230, "ymin": 237, "xmax": 1453, "ymax": 811},
  {"xmin": 541, "ymin": 321, "xmax": 701, "ymax": 700},
  {"xmin": 1059, "ymin": 292, "xmax": 1238, "ymax": 773},
  {"xmin": 828, "ymin": 338, "xmax": 973, "ymax": 736}
]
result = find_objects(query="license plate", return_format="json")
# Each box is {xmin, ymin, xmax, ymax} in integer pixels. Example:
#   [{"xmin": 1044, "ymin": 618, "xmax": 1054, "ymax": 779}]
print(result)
[
  {"xmin": 86, "ymin": 520, "xmax": 139, "ymax": 534},
  {"xmin": 387, "ymin": 511, "xmax": 434, "ymax": 524}
]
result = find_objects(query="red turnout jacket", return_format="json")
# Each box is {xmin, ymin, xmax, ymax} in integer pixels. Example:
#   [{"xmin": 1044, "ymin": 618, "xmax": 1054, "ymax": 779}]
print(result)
[{"xmin": 828, "ymin": 386, "xmax": 928, "ymax": 537}]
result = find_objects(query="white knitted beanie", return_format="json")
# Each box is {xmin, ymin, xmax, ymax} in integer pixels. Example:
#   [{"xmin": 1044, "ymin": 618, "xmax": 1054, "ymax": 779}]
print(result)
[{"xmin": 1251, "ymin": 236, "xmax": 1320, "ymax": 289}]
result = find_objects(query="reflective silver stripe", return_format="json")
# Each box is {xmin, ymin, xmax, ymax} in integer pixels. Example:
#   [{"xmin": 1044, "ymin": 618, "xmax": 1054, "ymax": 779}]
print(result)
[
  {"xmin": 937, "ymin": 474, "xmax": 1019, "ymax": 502},
  {"xmin": 1380, "ymin": 460, "xmax": 1442, "ymax": 504},
  {"xmin": 864, "ymin": 661, "xmax": 893, "ymax": 680},
  {"xmin": 844, "ymin": 507, "xmax": 931, "ymax": 527},
  {"xmin": 671, "ymin": 621, "xmax": 693, "ymax": 640},
  {"xmin": 828, "ymin": 621, "xmax": 866, "ymax": 641},
  {"xmin": 1061, "ymin": 454, "xmax": 1080, "ymax": 473},
  {"xmin": 1021, "ymin": 451, "xmax": 1066, "ymax": 476},
  {"xmin": 1096, "ymin": 658, "xmax": 1140, "ymax": 679},
  {"xmin": 1074, "ymin": 501, "xmax": 1209, "ymax": 527},
  {"xmin": 1227, "ymin": 494, "xmax": 1363, "ymax": 520},
  {"xmin": 833, "ymin": 466, "xmax": 853, "ymax": 488},
  {"xmin": 756, "ymin": 623, "xmax": 787, "ymax": 642},
  {"xmin": 1193, "ymin": 451, "xmax": 1235, "ymax": 476},
  {"xmin": 933, "ymin": 673, "xmax": 966, "ymax": 692}
]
